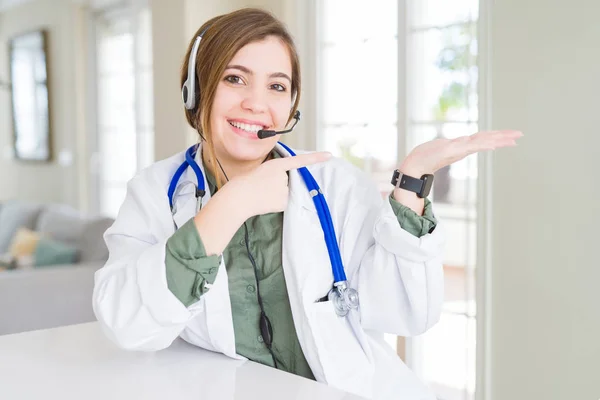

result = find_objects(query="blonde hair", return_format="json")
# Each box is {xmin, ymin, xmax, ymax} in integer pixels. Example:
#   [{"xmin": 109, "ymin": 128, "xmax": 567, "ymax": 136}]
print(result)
[{"xmin": 180, "ymin": 8, "xmax": 301, "ymax": 188}]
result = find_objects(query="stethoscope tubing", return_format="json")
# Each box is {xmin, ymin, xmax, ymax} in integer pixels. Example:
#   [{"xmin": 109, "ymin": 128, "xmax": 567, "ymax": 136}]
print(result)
[
  {"xmin": 277, "ymin": 142, "xmax": 347, "ymax": 283},
  {"xmin": 169, "ymin": 142, "xmax": 347, "ymax": 284}
]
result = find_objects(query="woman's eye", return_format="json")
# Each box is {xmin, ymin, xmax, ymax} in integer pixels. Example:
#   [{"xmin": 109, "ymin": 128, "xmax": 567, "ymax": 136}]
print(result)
[
  {"xmin": 225, "ymin": 75, "xmax": 243, "ymax": 84},
  {"xmin": 270, "ymin": 83, "xmax": 286, "ymax": 92}
]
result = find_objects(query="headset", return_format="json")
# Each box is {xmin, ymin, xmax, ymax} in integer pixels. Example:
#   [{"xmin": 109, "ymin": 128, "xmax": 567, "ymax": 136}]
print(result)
[{"xmin": 181, "ymin": 27, "xmax": 208, "ymax": 111}]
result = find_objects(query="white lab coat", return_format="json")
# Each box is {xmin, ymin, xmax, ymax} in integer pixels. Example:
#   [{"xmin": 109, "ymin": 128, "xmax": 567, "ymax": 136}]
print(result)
[{"xmin": 93, "ymin": 142, "xmax": 446, "ymax": 400}]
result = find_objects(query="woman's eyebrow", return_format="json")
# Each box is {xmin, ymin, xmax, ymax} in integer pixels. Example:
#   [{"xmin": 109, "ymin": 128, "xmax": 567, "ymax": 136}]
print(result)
[
  {"xmin": 225, "ymin": 64, "xmax": 291, "ymax": 83},
  {"xmin": 269, "ymin": 72, "xmax": 292, "ymax": 83}
]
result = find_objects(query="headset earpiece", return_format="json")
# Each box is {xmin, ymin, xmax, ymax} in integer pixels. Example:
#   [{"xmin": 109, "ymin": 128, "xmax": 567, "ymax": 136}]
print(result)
[{"xmin": 182, "ymin": 27, "xmax": 209, "ymax": 111}]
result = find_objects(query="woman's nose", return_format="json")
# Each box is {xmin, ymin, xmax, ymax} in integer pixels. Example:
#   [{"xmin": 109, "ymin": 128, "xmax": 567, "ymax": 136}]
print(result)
[{"xmin": 240, "ymin": 87, "xmax": 269, "ymax": 114}]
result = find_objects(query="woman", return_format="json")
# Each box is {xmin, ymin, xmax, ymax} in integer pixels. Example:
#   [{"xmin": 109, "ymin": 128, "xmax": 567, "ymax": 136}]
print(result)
[{"xmin": 93, "ymin": 8, "xmax": 522, "ymax": 399}]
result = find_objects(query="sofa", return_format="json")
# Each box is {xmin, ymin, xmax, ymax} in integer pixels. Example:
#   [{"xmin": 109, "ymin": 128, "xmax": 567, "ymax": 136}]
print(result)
[{"xmin": 0, "ymin": 200, "xmax": 114, "ymax": 335}]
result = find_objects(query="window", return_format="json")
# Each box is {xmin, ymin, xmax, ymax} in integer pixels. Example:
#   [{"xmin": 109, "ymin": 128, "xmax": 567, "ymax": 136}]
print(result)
[
  {"xmin": 318, "ymin": 0, "xmax": 399, "ymax": 195},
  {"xmin": 317, "ymin": 1, "xmax": 480, "ymax": 399},
  {"xmin": 92, "ymin": 1, "xmax": 154, "ymax": 217}
]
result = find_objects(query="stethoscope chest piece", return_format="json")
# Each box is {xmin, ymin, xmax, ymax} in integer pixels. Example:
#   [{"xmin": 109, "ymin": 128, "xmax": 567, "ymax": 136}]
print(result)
[
  {"xmin": 344, "ymin": 287, "xmax": 360, "ymax": 308},
  {"xmin": 328, "ymin": 283, "xmax": 360, "ymax": 317}
]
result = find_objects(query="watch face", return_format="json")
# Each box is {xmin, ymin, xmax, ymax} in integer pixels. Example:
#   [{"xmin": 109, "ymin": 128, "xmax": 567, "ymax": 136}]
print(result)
[{"xmin": 421, "ymin": 174, "xmax": 434, "ymax": 198}]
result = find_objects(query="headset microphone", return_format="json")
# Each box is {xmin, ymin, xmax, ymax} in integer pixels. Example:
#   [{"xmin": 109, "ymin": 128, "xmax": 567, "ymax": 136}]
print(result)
[{"xmin": 257, "ymin": 110, "xmax": 301, "ymax": 139}]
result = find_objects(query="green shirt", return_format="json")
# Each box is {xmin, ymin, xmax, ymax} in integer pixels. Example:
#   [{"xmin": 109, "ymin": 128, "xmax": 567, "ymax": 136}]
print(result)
[{"xmin": 165, "ymin": 151, "xmax": 437, "ymax": 380}]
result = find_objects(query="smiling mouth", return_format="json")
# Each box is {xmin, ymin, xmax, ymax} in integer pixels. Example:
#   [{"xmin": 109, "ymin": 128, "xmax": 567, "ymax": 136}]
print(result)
[{"xmin": 228, "ymin": 120, "xmax": 267, "ymax": 133}]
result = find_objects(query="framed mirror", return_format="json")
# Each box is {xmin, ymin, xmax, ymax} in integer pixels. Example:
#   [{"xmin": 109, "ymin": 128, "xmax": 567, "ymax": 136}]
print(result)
[{"xmin": 9, "ymin": 30, "xmax": 51, "ymax": 162}]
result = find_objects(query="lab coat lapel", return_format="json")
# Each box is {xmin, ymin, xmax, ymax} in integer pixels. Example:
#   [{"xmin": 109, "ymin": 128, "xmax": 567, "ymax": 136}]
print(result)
[
  {"xmin": 281, "ymin": 166, "xmax": 331, "ymax": 384},
  {"xmin": 283, "ymin": 176, "xmax": 334, "ymax": 303},
  {"xmin": 276, "ymin": 142, "xmax": 334, "ymax": 305}
]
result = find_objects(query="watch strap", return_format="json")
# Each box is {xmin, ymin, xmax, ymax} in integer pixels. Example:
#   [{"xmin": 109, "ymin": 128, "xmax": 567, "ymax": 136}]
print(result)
[
  {"xmin": 391, "ymin": 169, "xmax": 434, "ymax": 198},
  {"xmin": 391, "ymin": 170, "xmax": 424, "ymax": 193}
]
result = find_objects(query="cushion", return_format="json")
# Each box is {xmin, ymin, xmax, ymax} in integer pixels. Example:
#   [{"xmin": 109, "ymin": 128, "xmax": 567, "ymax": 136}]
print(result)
[
  {"xmin": 77, "ymin": 217, "xmax": 114, "ymax": 263},
  {"xmin": 34, "ymin": 238, "xmax": 79, "ymax": 267},
  {"xmin": 35, "ymin": 205, "xmax": 85, "ymax": 245},
  {"xmin": 0, "ymin": 252, "xmax": 16, "ymax": 270},
  {"xmin": 9, "ymin": 228, "xmax": 41, "ymax": 258},
  {"xmin": 0, "ymin": 201, "xmax": 42, "ymax": 253}
]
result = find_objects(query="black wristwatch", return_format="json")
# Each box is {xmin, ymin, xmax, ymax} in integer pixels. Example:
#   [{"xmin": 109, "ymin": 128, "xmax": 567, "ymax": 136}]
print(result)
[{"xmin": 391, "ymin": 169, "xmax": 434, "ymax": 199}]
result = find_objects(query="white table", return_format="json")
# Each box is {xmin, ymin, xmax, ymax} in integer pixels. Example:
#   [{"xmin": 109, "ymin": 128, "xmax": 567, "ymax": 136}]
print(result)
[{"xmin": 0, "ymin": 322, "xmax": 365, "ymax": 400}]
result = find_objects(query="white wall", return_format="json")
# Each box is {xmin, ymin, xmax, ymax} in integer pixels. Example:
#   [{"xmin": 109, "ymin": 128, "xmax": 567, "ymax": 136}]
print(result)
[
  {"xmin": 489, "ymin": 0, "xmax": 600, "ymax": 399},
  {"xmin": 149, "ymin": 0, "xmax": 189, "ymax": 162},
  {"xmin": 0, "ymin": 0, "xmax": 86, "ymax": 207}
]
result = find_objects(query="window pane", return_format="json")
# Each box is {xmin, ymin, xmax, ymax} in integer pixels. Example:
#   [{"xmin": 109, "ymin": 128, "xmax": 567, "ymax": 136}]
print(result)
[
  {"xmin": 97, "ymin": 32, "xmax": 133, "ymax": 75},
  {"xmin": 137, "ymin": 68, "xmax": 154, "ymax": 129},
  {"xmin": 321, "ymin": 124, "xmax": 397, "ymax": 193},
  {"xmin": 136, "ymin": 8, "xmax": 153, "ymax": 67},
  {"xmin": 322, "ymin": 38, "xmax": 397, "ymax": 125},
  {"xmin": 443, "ymin": 262, "xmax": 476, "ymax": 316},
  {"xmin": 95, "ymin": 7, "xmax": 153, "ymax": 218},
  {"xmin": 406, "ymin": 123, "xmax": 436, "ymax": 151},
  {"xmin": 322, "ymin": 0, "xmax": 397, "ymax": 43},
  {"xmin": 99, "ymin": 131, "xmax": 137, "ymax": 182},
  {"xmin": 100, "ymin": 184, "xmax": 128, "ymax": 219},
  {"xmin": 97, "ymin": 74, "xmax": 135, "ymax": 129},
  {"xmin": 438, "ymin": 209, "xmax": 476, "ymax": 262},
  {"xmin": 420, "ymin": 313, "xmax": 476, "ymax": 400},
  {"xmin": 403, "ymin": 3, "xmax": 480, "ymax": 399},
  {"xmin": 408, "ymin": 23, "xmax": 477, "ymax": 123},
  {"xmin": 137, "ymin": 129, "xmax": 154, "ymax": 170},
  {"xmin": 410, "ymin": 0, "xmax": 478, "ymax": 28}
]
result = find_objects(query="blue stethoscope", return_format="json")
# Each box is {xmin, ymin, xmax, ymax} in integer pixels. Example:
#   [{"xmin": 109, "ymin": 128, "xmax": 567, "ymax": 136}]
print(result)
[{"xmin": 168, "ymin": 142, "xmax": 359, "ymax": 317}]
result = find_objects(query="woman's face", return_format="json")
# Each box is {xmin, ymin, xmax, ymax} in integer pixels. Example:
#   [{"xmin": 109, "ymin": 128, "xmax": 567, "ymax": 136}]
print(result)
[{"xmin": 209, "ymin": 35, "xmax": 294, "ymax": 163}]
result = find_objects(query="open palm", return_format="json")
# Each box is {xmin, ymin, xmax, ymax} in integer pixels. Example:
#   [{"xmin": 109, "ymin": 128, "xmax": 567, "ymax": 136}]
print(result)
[{"xmin": 401, "ymin": 130, "xmax": 524, "ymax": 175}]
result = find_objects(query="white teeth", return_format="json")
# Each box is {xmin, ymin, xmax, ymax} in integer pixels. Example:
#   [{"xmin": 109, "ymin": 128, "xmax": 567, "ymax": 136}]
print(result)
[{"xmin": 229, "ymin": 121, "xmax": 264, "ymax": 133}]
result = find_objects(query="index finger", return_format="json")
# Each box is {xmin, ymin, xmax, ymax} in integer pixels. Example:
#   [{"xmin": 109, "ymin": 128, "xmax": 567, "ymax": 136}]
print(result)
[{"xmin": 273, "ymin": 151, "xmax": 332, "ymax": 171}]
